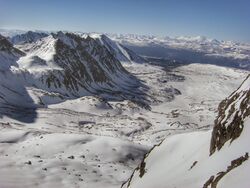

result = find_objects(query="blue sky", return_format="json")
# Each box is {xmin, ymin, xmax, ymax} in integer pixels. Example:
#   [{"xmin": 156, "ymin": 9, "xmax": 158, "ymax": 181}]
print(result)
[{"xmin": 1, "ymin": 0, "xmax": 250, "ymax": 42}]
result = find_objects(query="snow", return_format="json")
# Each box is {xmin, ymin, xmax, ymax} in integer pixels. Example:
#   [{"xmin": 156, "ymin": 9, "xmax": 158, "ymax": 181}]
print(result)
[
  {"xmin": 0, "ymin": 130, "xmax": 148, "ymax": 188},
  {"xmin": 48, "ymin": 96, "xmax": 113, "ymax": 115},
  {"xmin": 88, "ymin": 33, "xmax": 146, "ymax": 64},
  {"xmin": 123, "ymin": 77, "xmax": 250, "ymax": 188},
  {"xmin": 15, "ymin": 35, "xmax": 57, "ymax": 62},
  {"xmin": 122, "ymin": 63, "xmax": 248, "ymax": 145},
  {"xmin": 0, "ymin": 29, "xmax": 27, "ymax": 37},
  {"xmin": 124, "ymin": 118, "xmax": 250, "ymax": 188},
  {"xmin": 108, "ymin": 33, "xmax": 250, "ymax": 69},
  {"xmin": 108, "ymin": 33, "xmax": 250, "ymax": 59},
  {"xmin": 11, "ymin": 31, "xmax": 48, "ymax": 45},
  {"xmin": 239, "ymin": 75, "xmax": 250, "ymax": 91},
  {"xmin": 2, "ymin": 29, "xmax": 250, "ymax": 64},
  {"xmin": 0, "ymin": 51, "xmax": 19, "ymax": 70},
  {"xmin": 0, "ymin": 61, "xmax": 248, "ymax": 187},
  {"xmin": 0, "ymin": 31, "xmax": 249, "ymax": 188},
  {"xmin": 218, "ymin": 159, "xmax": 250, "ymax": 188}
]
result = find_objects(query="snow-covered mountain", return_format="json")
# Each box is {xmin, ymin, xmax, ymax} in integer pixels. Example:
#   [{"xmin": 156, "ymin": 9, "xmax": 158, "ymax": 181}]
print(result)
[
  {"xmin": 0, "ymin": 29, "xmax": 147, "ymax": 64},
  {"xmin": 122, "ymin": 74, "xmax": 250, "ymax": 188},
  {"xmin": 0, "ymin": 32, "xmax": 149, "ymax": 110},
  {"xmin": 2, "ymin": 29, "xmax": 250, "ymax": 69},
  {"xmin": 0, "ymin": 37, "xmax": 248, "ymax": 187},
  {"xmin": 87, "ymin": 33, "xmax": 147, "ymax": 64},
  {"xmin": 108, "ymin": 34, "xmax": 250, "ymax": 70},
  {"xmin": 0, "ymin": 29, "xmax": 249, "ymax": 188},
  {"xmin": 11, "ymin": 31, "xmax": 49, "ymax": 45}
]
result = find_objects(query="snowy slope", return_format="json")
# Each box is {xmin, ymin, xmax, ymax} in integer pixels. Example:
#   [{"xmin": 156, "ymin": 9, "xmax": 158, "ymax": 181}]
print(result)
[
  {"xmin": 0, "ymin": 61, "xmax": 248, "ymax": 187},
  {"xmin": 123, "ymin": 75, "xmax": 250, "ymax": 188},
  {"xmin": 0, "ymin": 129, "xmax": 148, "ymax": 188}
]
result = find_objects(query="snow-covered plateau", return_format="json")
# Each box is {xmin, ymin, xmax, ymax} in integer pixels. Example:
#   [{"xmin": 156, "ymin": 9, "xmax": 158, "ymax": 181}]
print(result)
[{"xmin": 0, "ymin": 30, "xmax": 249, "ymax": 188}]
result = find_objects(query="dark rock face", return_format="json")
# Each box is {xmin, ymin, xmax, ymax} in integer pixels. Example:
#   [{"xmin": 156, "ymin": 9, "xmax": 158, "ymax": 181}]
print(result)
[
  {"xmin": 39, "ymin": 32, "xmax": 133, "ymax": 92},
  {"xmin": 210, "ymin": 75, "xmax": 250, "ymax": 155},
  {"xmin": 0, "ymin": 35, "xmax": 13, "ymax": 50},
  {"xmin": 0, "ymin": 34, "xmax": 25, "ymax": 70},
  {"xmin": 0, "ymin": 34, "xmax": 25, "ymax": 56}
]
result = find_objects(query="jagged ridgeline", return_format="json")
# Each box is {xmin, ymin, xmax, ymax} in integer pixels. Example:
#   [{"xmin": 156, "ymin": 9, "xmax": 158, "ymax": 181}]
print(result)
[
  {"xmin": 0, "ymin": 32, "xmax": 149, "ymax": 108},
  {"xmin": 42, "ymin": 32, "xmax": 131, "ymax": 90}
]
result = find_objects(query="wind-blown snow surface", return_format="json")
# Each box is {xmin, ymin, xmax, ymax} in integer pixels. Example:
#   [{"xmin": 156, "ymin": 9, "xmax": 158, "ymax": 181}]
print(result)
[
  {"xmin": 122, "ymin": 76, "xmax": 250, "ymax": 188},
  {"xmin": 0, "ymin": 31, "xmax": 249, "ymax": 188}
]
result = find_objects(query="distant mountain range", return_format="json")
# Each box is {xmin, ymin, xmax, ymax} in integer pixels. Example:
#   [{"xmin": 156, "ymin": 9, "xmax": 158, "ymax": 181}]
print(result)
[
  {"xmin": 1, "ymin": 28, "xmax": 250, "ymax": 70},
  {"xmin": 108, "ymin": 33, "xmax": 250, "ymax": 70}
]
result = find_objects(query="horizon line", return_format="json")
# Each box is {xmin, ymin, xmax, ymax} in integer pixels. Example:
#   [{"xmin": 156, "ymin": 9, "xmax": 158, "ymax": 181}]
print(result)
[{"xmin": 0, "ymin": 27, "xmax": 249, "ymax": 44}]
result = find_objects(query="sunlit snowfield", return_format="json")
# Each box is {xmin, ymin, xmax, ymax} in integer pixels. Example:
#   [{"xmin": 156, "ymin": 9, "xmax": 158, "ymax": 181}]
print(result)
[
  {"xmin": 1, "ymin": 0, "xmax": 250, "ymax": 187},
  {"xmin": 0, "ymin": 58, "xmax": 248, "ymax": 187}
]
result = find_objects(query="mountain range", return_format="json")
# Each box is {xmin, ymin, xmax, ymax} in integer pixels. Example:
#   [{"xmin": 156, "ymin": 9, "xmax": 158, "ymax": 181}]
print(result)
[
  {"xmin": 0, "ymin": 29, "xmax": 249, "ymax": 188},
  {"xmin": 0, "ymin": 31, "xmax": 150, "ymax": 112},
  {"xmin": 108, "ymin": 33, "xmax": 250, "ymax": 70},
  {"xmin": 1, "ymin": 29, "xmax": 250, "ymax": 70}
]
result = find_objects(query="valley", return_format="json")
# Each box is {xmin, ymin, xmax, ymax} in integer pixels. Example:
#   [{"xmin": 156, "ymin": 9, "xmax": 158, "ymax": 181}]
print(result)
[{"xmin": 0, "ymin": 31, "xmax": 249, "ymax": 188}]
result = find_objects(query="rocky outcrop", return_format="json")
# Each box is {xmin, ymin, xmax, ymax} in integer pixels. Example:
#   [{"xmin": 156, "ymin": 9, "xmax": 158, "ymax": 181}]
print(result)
[
  {"xmin": 210, "ymin": 74, "xmax": 250, "ymax": 155},
  {"xmin": 0, "ymin": 34, "xmax": 25, "ymax": 56}
]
